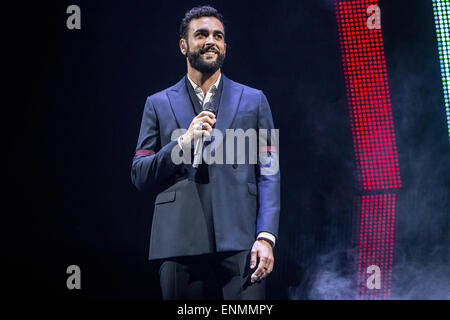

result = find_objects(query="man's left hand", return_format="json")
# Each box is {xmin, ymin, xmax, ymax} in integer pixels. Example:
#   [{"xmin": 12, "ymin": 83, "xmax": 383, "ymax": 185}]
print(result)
[{"xmin": 250, "ymin": 239, "xmax": 274, "ymax": 283}]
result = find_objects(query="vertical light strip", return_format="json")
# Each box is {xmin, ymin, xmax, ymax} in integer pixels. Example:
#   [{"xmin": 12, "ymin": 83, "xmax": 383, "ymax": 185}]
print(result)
[
  {"xmin": 431, "ymin": 0, "xmax": 450, "ymax": 300},
  {"xmin": 433, "ymin": 0, "xmax": 450, "ymax": 141},
  {"xmin": 358, "ymin": 194, "xmax": 396, "ymax": 299},
  {"xmin": 335, "ymin": 0, "xmax": 402, "ymax": 299}
]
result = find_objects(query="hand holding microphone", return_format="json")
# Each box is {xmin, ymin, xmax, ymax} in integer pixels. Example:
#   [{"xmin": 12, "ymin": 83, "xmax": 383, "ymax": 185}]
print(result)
[{"xmin": 179, "ymin": 109, "xmax": 216, "ymax": 154}]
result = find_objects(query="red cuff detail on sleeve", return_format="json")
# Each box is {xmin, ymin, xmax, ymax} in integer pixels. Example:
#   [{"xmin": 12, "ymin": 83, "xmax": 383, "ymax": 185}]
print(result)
[
  {"xmin": 259, "ymin": 146, "xmax": 277, "ymax": 153},
  {"xmin": 135, "ymin": 149, "xmax": 155, "ymax": 156}
]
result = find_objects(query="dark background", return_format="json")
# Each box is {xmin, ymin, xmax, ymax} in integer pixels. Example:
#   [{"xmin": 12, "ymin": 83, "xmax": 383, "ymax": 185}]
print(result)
[{"xmin": 5, "ymin": 0, "xmax": 449, "ymax": 299}]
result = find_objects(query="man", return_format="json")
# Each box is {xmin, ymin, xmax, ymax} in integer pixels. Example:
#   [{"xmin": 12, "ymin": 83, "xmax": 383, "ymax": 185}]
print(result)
[{"xmin": 131, "ymin": 6, "xmax": 280, "ymax": 300}]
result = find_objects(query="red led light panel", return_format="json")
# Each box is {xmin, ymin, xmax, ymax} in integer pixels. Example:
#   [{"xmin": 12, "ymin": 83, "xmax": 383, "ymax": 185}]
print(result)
[
  {"xmin": 335, "ymin": 0, "xmax": 402, "ymax": 299},
  {"xmin": 335, "ymin": 0, "xmax": 401, "ymax": 190}
]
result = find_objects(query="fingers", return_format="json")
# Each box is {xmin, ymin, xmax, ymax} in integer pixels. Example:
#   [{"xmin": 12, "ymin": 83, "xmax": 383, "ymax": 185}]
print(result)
[
  {"xmin": 193, "ymin": 122, "xmax": 213, "ymax": 139},
  {"xmin": 193, "ymin": 129, "xmax": 211, "ymax": 139},
  {"xmin": 197, "ymin": 110, "xmax": 216, "ymax": 120},
  {"xmin": 250, "ymin": 244, "xmax": 274, "ymax": 283},
  {"xmin": 200, "ymin": 122, "xmax": 213, "ymax": 132},
  {"xmin": 266, "ymin": 258, "xmax": 274, "ymax": 276},
  {"xmin": 250, "ymin": 247, "xmax": 258, "ymax": 270},
  {"xmin": 251, "ymin": 256, "xmax": 268, "ymax": 283},
  {"xmin": 194, "ymin": 115, "xmax": 216, "ymax": 127},
  {"xmin": 185, "ymin": 112, "xmax": 216, "ymax": 144}
]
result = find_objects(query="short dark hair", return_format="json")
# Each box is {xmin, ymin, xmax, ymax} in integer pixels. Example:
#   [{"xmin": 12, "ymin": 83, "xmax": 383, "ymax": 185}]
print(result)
[{"xmin": 179, "ymin": 5, "xmax": 225, "ymax": 40}]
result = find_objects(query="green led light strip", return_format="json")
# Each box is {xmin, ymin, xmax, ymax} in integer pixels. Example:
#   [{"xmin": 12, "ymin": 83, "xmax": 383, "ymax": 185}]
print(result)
[
  {"xmin": 433, "ymin": 0, "xmax": 450, "ymax": 141},
  {"xmin": 432, "ymin": 0, "xmax": 450, "ymax": 301}
]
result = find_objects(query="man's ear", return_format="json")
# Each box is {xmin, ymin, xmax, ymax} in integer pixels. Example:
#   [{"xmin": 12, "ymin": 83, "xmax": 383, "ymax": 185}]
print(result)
[{"xmin": 180, "ymin": 39, "xmax": 187, "ymax": 56}]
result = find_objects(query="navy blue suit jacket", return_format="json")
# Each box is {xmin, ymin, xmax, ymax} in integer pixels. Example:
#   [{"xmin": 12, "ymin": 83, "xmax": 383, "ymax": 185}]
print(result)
[{"xmin": 131, "ymin": 75, "xmax": 280, "ymax": 260}]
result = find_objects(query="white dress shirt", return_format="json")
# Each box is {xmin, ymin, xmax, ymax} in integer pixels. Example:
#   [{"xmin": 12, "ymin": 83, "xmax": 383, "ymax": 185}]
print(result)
[
  {"xmin": 187, "ymin": 73, "xmax": 221, "ymax": 106},
  {"xmin": 179, "ymin": 73, "xmax": 276, "ymax": 247}
]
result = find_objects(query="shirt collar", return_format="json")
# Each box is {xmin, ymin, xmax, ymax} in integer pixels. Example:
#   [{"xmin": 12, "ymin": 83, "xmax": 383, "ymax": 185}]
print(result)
[{"xmin": 186, "ymin": 73, "xmax": 222, "ymax": 95}]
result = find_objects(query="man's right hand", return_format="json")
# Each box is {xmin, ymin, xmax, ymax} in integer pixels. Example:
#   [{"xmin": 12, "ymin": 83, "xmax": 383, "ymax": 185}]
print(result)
[{"xmin": 179, "ymin": 111, "xmax": 216, "ymax": 148}]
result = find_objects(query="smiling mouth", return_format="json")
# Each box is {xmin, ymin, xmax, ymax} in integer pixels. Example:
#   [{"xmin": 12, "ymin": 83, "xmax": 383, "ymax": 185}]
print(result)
[{"xmin": 202, "ymin": 49, "xmax": 218, "ymax": 55}]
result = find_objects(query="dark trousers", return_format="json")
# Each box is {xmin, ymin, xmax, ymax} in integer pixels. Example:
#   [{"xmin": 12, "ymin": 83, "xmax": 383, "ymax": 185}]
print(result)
[{"xmin": 158, "ymin": 250, "xmax": 266, "ymax": 300}]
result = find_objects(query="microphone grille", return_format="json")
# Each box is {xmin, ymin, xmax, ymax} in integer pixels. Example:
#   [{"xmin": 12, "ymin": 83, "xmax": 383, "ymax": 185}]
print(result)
[{"xmin": 203, "ymin": 102, "xmax": 216, "ymax": 115}]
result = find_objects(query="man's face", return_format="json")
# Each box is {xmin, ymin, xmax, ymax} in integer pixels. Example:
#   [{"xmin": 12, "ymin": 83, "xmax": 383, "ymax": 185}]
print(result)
[{"xmin": 184, "ymin": 17, "xmax": 226, "ymax": 74}]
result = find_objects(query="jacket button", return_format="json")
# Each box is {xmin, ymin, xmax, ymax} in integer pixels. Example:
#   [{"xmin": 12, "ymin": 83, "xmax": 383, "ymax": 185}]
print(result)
[{"xmin": 232, "ymin": 164, "xmax": 238, "ymax": 169}]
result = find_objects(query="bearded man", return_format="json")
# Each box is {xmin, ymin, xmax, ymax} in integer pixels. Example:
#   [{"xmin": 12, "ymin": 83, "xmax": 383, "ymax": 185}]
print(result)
[{"xmin": 131, "ymin": 5, "xmax": 280, "ymax": 300}]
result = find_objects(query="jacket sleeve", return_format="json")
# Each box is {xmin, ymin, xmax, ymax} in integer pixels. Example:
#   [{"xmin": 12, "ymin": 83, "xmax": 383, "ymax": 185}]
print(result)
[
  {"xmin": 131, "ymin": 96, "xmax": 180, "ymax": 192},
  {"xmin": 256, "ymin": 91, "xmax": 281, "ymax": 240}
]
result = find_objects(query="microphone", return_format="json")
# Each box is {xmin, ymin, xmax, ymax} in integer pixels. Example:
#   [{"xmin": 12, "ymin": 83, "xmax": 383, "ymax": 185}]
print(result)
[
  {"xmin": 203, "ymin": 101, "xmax": 216, "ymax": 115},
  {"xmin": 193, "ymin": 101, "xmax": 217, "ymax": 168}
]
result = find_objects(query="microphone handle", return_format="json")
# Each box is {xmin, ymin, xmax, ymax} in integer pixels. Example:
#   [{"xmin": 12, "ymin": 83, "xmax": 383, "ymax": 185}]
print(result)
[
  {"xmin": 193, "ymin": 133, "xmax": 203, "ymax": 168},
  {"xmin": 193, "ymin": 100, "xmax": 216, "ymax": 168}
]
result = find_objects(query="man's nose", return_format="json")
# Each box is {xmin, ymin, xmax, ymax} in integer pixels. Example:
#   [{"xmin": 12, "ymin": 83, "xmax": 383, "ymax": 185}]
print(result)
[{"xmin": 205, "ymin": 34, "xmax": 216, "ymax": 46}]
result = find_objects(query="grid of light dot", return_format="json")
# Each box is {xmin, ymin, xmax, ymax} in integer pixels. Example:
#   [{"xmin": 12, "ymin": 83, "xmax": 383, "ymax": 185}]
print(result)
[
  {"xmin": 335, "ymin": 0, "xmax": 402, "ymax": 299},
  {"xmin": 357, "ymin": 194, "xmax": 395, "ymax": 299},
  {"xmin": 430, "ymin": 0, "xmax": 450, "ymax": 300},
  {"xmin": 433, "ymin": 0, "xmax": 450, "ymax": 141},
  {"xmin": 335, "ymin": 0, "xmax": 401, "ymax": 190}
]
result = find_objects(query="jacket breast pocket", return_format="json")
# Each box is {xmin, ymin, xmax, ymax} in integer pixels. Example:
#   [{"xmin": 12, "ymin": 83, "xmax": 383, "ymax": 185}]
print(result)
[{"xmin": 155, "ymin": 191, "xmax": 176, "ymax": 205}]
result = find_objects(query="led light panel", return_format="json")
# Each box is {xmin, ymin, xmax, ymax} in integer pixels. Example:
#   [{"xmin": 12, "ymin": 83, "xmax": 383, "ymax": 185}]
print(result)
[
  {"xmin": 433, "ymin": 0, "xmax": 450, "ymax": 141},
  {"xmin": 335, "ymin": 0, "xmax": 402, "ymax": 299},
  {"xmin": 357, "ymin": 194, "xmax": 396, "ymax": 299}
]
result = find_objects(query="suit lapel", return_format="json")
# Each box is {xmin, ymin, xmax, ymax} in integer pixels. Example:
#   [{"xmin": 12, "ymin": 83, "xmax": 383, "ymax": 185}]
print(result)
[
  {"xmin": 185, "ymin": 76, "xmax": 204, "ymax": 115},
  {"xmin": 215, "ymin": 75, "xmax": 243, "ymax": 135},
  {"xmin": 167, "ymin": 76, "xmax": 196, "ymax": 129},
  {"xmin": 166, "ymin": 74, "xmax": 243, "ymax": 133}
]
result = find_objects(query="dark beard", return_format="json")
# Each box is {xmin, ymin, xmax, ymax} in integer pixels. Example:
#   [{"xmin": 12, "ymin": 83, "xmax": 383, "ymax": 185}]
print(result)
[{"xmin": 186, "ymin": 45, "xmax": 226, "ymax": 74}]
